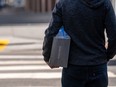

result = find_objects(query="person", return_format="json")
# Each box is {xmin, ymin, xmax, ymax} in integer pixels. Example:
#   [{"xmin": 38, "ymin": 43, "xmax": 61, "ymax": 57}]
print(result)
[{"xmin": 42, "ymin": 0, "xmax": 116, "ymax": 87}]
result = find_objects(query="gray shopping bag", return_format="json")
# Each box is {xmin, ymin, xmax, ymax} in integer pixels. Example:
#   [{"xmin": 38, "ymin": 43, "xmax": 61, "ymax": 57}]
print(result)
[{"xmin": 49, "ymin": 27, "xmax": 71, "ymax": 68}]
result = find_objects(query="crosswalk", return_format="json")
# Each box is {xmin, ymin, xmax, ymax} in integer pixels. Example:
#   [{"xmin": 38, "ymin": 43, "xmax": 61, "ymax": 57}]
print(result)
[
  {"xmin": 0, "ymin": 55, "xmax": 62, "ymax": 87},
  {"xmin": 0, "ymin": 55, "xmax": 115, "ymax": 87},
  {"xmin": 0, "ymin": 55, "xmax": 62, "ymax": 79}
]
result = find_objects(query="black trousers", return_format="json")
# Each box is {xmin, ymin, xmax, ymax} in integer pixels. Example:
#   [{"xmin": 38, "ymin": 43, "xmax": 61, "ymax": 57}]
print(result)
[{"xmin": 62, "ymin": 63, "xmax": 108, "ymax": 87}]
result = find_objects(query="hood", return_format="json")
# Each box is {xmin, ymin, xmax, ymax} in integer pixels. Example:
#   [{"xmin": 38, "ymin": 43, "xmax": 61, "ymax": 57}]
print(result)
[{"xmin": 81, "ymin": 0, "xmax": 106, "ymax": 8}]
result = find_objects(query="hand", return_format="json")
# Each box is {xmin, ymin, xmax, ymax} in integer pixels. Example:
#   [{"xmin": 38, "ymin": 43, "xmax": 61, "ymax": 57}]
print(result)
[{"xmin": 45, "ymin": 61, "xmax": 59, "ymax": 69}]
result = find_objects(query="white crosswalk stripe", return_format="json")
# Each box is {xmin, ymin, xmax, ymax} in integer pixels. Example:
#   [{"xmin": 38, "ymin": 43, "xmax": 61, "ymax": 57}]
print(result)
[
  {"xmin": 0, "ymin": 73, "xmax": 61, "ymax": 79},
  {"xmin": 1, "ymin": 86, "xmax": 114, "ymax": 87},
  {"xmin": 4, "ymin": 86, "xmax": 114, "ymax": 87},
  {"xmin": 0, "ymin": 55, "xmax": 115, "ymax": 87},
  {"xmin": 0, "ymin": 55, "xmax": 44, "ymax": 59},
  {"xmin": 108, "ymin": 71, "xmax": 116, "ymax": 78},
  {"xmin": 0, "ymin": 65, "xmax": 59, "ymax": 71}
]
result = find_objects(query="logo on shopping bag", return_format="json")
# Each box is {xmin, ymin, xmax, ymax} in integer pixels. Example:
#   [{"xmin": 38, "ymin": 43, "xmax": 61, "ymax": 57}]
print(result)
[{"xmin": 0, "ymin": 39, "xmax": 9, "ymax": 52}]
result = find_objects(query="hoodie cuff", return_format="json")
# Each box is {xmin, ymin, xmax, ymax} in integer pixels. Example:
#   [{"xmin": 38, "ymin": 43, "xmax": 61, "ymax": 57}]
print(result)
[{"xmin": 107, "ymin": 55, "xmax": 114, "ymax": 61}]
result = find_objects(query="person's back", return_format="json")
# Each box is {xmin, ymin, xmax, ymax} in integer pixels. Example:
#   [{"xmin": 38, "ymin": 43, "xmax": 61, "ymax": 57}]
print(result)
[
  {"xmin": 42, "ymin": 0, "xmax": 116, "ymax": 87},
  {"xmin": 59, "ymin": 0, "xmax": 116, "ymax": 65},
  {"xmin": 43, "ymin": 0, "xmax": 116, "ymax": 65}
]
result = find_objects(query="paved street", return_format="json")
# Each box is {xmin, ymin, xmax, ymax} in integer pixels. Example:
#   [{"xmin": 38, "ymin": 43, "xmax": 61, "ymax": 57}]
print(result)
[
  {"xmin": 0, "ymin": 31, "xmax": 115, "ymax": 87},
  {"xmin": 0, "ymin": 25, "xmax": 116, "ymax": 87},
  {"xmin": 0, "ymin": 39, "xmax": 116, "ymax": 87},
  {"xmin": 0, "ymin": 54, "xmax": 115, "ymax": 87},
  {"xmin": 0, "ymin": 54, "xmax": 61, "ymax": 87}
]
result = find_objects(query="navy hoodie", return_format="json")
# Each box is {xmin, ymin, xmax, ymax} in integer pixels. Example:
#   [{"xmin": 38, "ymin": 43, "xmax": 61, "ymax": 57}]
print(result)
[{"xmin": 42, "ymin": 0, "xmax": 116, "ymax": 65}]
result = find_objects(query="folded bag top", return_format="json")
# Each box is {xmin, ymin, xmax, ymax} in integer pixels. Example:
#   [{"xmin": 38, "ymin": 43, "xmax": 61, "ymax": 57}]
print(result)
[
  {"xmin": 57, "ymin": 26, "xmax": 70, "ymax": 39},
  {"xmin": 49, "ymin": 26, "xmax": 71, "ymax": 68}
]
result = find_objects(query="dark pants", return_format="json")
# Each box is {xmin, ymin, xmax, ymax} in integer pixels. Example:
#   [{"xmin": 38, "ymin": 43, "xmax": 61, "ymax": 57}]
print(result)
[{"xmin": 62, "ymin": 63, "xmax": 108, "ymax": 87}]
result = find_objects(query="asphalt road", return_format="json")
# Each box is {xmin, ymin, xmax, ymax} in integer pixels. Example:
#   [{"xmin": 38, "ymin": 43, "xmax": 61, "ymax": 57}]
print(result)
[
  {"xmin": 0, "ymin": 37, "xmax": 115, "ymax": 87},
  {"xmin": 0, "ymin": 54, "xmax": 115, "ymax": 87}
]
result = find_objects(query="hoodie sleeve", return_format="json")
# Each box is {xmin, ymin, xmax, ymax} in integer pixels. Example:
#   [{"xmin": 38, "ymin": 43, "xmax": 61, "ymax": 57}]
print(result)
[
  {"xmin": 42, "ymin": 0, "xmax": 63, "ymax": 62},
  {"xmin": 105, "ymin": 0, "xmax": 116, "ymax": 60}
]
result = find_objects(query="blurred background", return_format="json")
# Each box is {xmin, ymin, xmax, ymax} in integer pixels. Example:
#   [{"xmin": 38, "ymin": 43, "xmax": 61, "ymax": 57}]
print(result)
[{"xmin": 0, "ymin": 0, "xmax": 116, "ymax": 87}]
